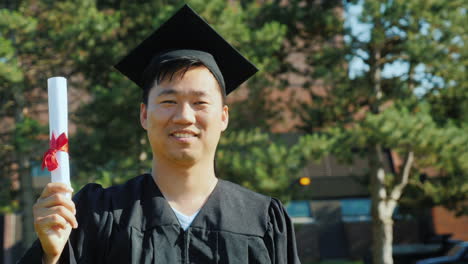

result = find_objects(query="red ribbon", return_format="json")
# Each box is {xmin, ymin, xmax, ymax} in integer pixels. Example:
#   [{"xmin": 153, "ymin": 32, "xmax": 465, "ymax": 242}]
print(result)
[{"xmin": 42, "ymin": 132, "xmax": 69, "ymax": 171}]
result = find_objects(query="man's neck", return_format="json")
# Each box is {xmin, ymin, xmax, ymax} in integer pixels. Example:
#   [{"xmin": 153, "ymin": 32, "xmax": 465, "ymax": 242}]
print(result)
[{"xmin": 151, "ymin": 158, "xmax": 218, "ymax": 215}]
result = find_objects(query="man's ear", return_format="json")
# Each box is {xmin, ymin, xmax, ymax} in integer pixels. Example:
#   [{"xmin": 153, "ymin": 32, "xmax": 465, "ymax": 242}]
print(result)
[
  {"xmin": 221, "ymin": 105, "xmax": 229, "ymax": 132},
  {"xmin": 140, "ymin": 103, "xmax": 148, "ymax": 130}
]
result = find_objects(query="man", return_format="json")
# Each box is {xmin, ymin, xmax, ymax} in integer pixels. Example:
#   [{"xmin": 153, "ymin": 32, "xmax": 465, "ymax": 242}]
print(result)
[{"xmin": 19, "ymin": 5, "xmax": 300, "ymax": 264}]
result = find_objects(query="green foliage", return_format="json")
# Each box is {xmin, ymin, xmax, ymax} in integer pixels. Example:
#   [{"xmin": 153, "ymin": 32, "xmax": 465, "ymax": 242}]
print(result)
[
  {"xmin": 14, "ymin": 117, "xmax": 47, "ymax": 153},
  {"xmin": 0, "ymin": 9, "xmax": 36, "ymax": 83},
  {"xmin": 0, "ymin": 0, "xmax": 293, "ymax": 210},
  {"xmin": 0, "ymin": 0, "xmax": 124, "ymax": 213},
  {"xmin": 277, "ymin": 0, "xmax": 467, "ymax": 216},
  {"xmin": 216, "ymin": 129, "xmax": 330, "ymax": 202},
  {"xmin": 0, "ymin": 117, "xmax": 46, "ymax": 212},
  {"xmin": 321, "ymin": 105, "xmax": 468, "ymax": 215}
]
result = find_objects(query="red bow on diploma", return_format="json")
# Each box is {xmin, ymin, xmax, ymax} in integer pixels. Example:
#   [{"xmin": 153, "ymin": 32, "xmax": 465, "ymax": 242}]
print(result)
[{"xmin": 42, "ymin": 132, "xmax": 69, "ymax": 171}]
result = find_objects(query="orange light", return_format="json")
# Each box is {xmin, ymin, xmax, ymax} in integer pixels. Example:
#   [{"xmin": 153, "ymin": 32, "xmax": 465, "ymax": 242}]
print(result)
[{"xmin": 299, "ymin": 177, "xmax": 311, "ymax": 186}]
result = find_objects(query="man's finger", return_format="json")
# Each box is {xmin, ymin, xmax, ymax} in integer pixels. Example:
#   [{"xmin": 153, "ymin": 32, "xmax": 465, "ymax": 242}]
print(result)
[
  {"xmin": 40, "ymin": 183, "xmax": 73, "ymax": 199},
  {"xmin": 48, "ymin": 206, "xmax": 78, "ymax": 229},
  {"xmin": 35, "ymin": 214, "xmax": 69, "ymax": 231},
  {"xmin": 37, "ymin": 193, "xmax": 76, "ymax": 215}
]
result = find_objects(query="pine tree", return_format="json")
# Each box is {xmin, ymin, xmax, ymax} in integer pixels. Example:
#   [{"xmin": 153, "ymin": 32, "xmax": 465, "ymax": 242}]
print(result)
[{"xmin": 262, "ymin": 0, "xmax": 467, "ymax": 263}]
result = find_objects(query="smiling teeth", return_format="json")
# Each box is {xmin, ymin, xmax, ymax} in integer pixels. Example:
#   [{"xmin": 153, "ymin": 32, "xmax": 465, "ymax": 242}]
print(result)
[{"xmin": 173, "ymin": 133, "xmax": 195, "ymax": 138}]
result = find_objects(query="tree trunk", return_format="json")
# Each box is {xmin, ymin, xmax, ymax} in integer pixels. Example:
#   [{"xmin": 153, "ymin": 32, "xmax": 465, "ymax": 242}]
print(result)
[
  {"xmin": 372, "ymin": 209, "xmax": 394, "ymax": 264},
  {"xmin": 369, "ymin": 145, "xmax": 414, "ymax": 264},
  {"xmin": 15, "ymin": 106, "xmax": 36, "ymax": 251},
  {"xmin": 371, "ymin": 177, "xmax": 397, "ymax": 264},
  {"xmin": 14, "ymin": 86, "xmax": 36, "ymax": 252},
  {"xmin": 369, "ymin": 145, "xmax": 395, "ymax": 264},
  {"xmin": 15, "ymin": 107, "xmax": 36, "ymax": 251},
  {"xmin": 7, "ymin": 0, "xmax": 36, "ymax": 251},
  {"xmin": 19, "ymin": 156, "xmax": 36, "ymax": 250},
  {"xmin": 368, "ymin": 28, "xmax": 395, "ymax": 263}
]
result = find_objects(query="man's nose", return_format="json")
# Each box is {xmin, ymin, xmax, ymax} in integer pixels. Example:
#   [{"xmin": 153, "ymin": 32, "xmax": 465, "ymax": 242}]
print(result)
[{"xmin": 173, "ymin": 103, "xmax": 196, "ymax": 124}]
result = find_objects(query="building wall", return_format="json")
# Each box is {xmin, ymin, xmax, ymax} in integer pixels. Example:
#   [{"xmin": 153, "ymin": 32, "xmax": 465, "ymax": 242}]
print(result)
[
  {"xmin": 292, "ymin": 199, "xmax": 423, "ymax": 262},
  {"xmin": 432, "ymin": 206, "xmax": 468, "ymax": 241},
  {"xmin": 294, "ymin": 219, "xmax": 421, "ymax": 262},
  {"xmin": 1, "ymin": 214, "xmax": 24, "ymax": 264}
]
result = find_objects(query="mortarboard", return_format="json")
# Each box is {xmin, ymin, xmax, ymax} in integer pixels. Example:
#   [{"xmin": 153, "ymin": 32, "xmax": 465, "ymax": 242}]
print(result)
[{"xmin": 114, "ymin": 4, "xmax": 258, "ymax": 95}]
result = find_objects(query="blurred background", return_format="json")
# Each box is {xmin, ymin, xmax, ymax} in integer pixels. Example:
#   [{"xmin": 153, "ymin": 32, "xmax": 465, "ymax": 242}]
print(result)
[{"xmin": 0, "ymin": 0, "xmax": 466, "ymax": 263}]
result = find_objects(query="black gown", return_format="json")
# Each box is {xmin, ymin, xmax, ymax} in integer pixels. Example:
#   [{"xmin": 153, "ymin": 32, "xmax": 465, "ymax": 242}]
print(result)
[{"xmin": 18, "ymin": 174, "xmax": 301, "ymax": 263}]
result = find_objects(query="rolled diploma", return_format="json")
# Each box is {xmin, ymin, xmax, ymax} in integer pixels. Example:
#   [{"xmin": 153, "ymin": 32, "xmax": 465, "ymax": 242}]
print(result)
[{"xmin": 47, "ymin": 77, "xmax": 71, "ymax": 197}]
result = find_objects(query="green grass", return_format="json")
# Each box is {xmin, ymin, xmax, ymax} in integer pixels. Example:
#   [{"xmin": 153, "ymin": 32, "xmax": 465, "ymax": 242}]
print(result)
[{"xmin": 305, "ymin": 260, "xmax": 363, "ymax": 264}]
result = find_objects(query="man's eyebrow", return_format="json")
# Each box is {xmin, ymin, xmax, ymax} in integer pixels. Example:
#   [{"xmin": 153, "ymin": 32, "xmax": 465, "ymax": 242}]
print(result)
[
  {"xmin": 156, "ymin": 89, "xmax": 177, "ymax": 97},
  {"xmin": 156, "ymin": 89, "xmax": 209, "ymax": 97}
]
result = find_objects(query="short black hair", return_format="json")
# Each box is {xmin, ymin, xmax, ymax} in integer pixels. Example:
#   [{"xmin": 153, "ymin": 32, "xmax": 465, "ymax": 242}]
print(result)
[{"xmin": 141, "ymin": 56, "xmax": 226, "ymax": 105}]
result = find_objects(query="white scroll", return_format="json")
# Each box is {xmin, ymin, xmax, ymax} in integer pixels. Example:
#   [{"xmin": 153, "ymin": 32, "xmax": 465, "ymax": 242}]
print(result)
[{"xmin": 47, "ymin": 77, "xmax": 71, "ymax": 196}]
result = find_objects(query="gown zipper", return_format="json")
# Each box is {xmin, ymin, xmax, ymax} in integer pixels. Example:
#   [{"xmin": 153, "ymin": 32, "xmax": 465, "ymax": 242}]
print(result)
[{"xmin": 182, "ymin": 228, "xmax": 190, "ymax": 264}]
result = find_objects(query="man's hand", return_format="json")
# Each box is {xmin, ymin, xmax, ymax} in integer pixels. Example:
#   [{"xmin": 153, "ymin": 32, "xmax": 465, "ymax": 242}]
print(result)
[{"xmin": 33, "ymin": 183, "xmax": 78, "ymax": 264}]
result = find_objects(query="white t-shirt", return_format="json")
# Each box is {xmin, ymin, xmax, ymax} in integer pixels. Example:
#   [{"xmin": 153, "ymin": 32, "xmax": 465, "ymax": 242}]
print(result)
[{"xmin": 170, "ymin": 206, "xmax": 200, "ymax": 231}]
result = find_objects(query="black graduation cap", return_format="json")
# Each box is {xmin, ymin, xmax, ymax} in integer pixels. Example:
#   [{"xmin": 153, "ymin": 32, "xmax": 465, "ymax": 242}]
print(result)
[{"xmin": 114, "ymin": 4, "xmax": 258, "ymax": 95}]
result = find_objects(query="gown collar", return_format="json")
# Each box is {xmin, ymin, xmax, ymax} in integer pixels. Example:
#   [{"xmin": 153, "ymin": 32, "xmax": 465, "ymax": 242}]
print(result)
[
  {"xmin": 139, "ymin": 173, "xmax": 269, "ymax": 236},
  {"xmin": 141, "ymin": 173, "xmax": 220, "ymax": 231}
]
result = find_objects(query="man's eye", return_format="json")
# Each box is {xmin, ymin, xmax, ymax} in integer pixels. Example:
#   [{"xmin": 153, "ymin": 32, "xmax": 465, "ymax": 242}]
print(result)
[
  {"xmin": 161, "ymin": 100, "xmax": 176, "ymax": 104},
  {"xmin": 194, "ymin": 101, "xmax": 207, "ymax": 105}
]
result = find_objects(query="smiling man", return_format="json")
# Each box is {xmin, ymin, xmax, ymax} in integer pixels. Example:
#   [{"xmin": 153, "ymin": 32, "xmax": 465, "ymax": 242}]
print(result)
[{"xmin": 19, "ymin": 5, "xmax": 300, "ymax": 264}]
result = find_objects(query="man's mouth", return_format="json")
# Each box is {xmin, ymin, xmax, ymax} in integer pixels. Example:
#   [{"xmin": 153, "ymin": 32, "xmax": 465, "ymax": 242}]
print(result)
[
  {"xmin": 170, "ymin": 130, "xmax": 199, "ymax": 139},
  {"xmin": 172, "ymin": 133, "xmax": 197, "ymax": 138}
]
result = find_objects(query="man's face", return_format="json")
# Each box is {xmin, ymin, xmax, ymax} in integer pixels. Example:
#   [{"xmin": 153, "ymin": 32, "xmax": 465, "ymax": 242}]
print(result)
[{"xmin": 140, "ymin": 66, "xmax": 229, "ymax": 166}]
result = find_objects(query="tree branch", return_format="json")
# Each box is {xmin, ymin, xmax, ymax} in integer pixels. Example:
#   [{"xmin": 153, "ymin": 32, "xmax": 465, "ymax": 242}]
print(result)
[
  {"xmin": 378, "ymin": 54, "xmax": 409, "ymax": 65},
  {"xmin": 390, "ymin": 151, "xmax": 414, "ymax": 201}
]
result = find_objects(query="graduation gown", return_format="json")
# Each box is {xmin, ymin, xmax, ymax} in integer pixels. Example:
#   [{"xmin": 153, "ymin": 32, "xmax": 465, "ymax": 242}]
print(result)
[{"xmin": 18, "ymin": 174, "xmax": 301, "ymax": 263}]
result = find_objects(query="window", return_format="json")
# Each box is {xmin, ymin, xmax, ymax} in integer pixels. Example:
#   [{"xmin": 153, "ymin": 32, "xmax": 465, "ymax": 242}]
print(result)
[
  {"xmin": 285, "ymin": 200, "xmax": 314, "ymax": 223},
  {"xmin": 340, "ymin": 198, "xmax": 371, "ymax": 222},
  {"xmin": 31, "ymin": 161, "xmax": 51, "ymax": 177}
]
